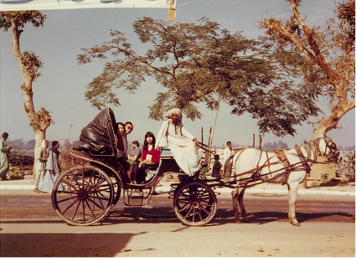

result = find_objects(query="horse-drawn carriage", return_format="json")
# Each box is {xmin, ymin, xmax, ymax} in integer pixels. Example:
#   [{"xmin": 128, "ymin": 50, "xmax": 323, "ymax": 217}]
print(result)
[
  {"xmin": 51, "ymin": 108, "xmax": 218, "ymax": 226},
  {"xmin": 51, "ymin": 108, "xmax": 340, "ymax": 227}
]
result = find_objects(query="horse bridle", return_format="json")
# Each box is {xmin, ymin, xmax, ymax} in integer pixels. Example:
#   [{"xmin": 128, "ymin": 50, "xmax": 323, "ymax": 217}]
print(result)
[{"xmin": 317, "ymin": 136, "xmax": 340, "ymax": 161}]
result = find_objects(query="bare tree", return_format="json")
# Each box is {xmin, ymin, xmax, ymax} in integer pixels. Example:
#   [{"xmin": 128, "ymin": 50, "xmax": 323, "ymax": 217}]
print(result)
[
  {"xmin": 1, "ymin": 11, "xmax": 53, "ymax": 178},
  {"xmin": 259, "ymin": 0, "xmax": 355, "ymax": 139}
]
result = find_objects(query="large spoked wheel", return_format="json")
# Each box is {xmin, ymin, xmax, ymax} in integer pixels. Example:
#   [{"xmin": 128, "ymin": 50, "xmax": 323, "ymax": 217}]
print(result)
[
  {"xmin": 51, "ymin": 166, "xmax": 114, "ymax": 226},
  {"xmin": 173, "ymin": 180, "xmax": 217, "ymax": 227},
  {"xmin": 108, "ymin": 173, "xmax": 121, "ymax": 208},
  {"xmin": 108, "ymin": 172, "xmax": 121, "ymax": 207}
]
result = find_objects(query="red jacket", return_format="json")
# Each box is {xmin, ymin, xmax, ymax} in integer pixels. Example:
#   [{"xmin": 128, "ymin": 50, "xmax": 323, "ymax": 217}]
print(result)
[{"xmin": 141, "ymin": 147, "xmax": 160, "ymax": 164}]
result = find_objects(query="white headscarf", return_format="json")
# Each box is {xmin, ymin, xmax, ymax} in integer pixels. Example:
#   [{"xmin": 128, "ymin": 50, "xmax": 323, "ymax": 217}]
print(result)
[
  {"xmin": 40, "ymin": 140, "xmax": 48, "ymax": 149},
  {"xmin": 165, "ymin": 108, "xmax": 184, "ymax": 135},
  {"xmin": 165, "ymin": 108, "xmax": 182, "ymax": 122}
]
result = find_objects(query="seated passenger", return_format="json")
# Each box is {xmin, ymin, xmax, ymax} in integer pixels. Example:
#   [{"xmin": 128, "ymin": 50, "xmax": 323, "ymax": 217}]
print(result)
[
  {"xmin": 127, "ymin": 140, "xmax": 141, "ymax": 184},
  {"xmin": 116, "ymin": 122, "xmax": 130, "ymax": 179},
  {"xmin": 136, "ymin": 132, "xmax": 161, "ymax": 184},
  {"xmin": 124, "ymin": 121, "xmax": 133, "ymax": 157}
]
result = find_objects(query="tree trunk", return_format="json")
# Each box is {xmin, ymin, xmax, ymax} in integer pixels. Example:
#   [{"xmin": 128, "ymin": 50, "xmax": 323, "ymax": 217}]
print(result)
[
  {"xmin": 10, "ymin": 19, "xmax": 51, "ymax": 181},
  {"xmin": 33, "ymin": 130, "xmax": 46, "ymax": 181},
  {"xmin": 312, "ymin": 99, "xmax": 355, "ymax": 139}
]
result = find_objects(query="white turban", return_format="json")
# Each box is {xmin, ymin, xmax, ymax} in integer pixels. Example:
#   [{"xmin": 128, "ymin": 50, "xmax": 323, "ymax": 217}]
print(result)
[{"xmin": 165, "ymin": 108, "xmax": 182, "ymax": 121}]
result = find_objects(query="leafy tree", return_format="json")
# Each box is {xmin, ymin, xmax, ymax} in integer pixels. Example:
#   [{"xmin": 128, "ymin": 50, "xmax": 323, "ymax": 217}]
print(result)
[
  {"xmin": 78, "ymin": 17, "xmax": 322, "ymax": 137},
  {"xmin": 259, "ymin": 0, "xmax": 355, "ymax": 140},
  {"xmin": 0, "ymin": 11, "xmax": 52, "ymax": 177}
]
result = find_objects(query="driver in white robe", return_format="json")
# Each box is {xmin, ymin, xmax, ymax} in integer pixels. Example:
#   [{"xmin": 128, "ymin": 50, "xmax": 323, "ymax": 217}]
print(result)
[{"xmin": 155, "ymin": 108, "xmax": 202, "ymax": 176}]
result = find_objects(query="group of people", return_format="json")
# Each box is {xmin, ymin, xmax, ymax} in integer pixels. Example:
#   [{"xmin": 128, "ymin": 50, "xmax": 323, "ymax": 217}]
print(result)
[
  {"xmin": 34, "ymin": 140, "xmax": 63, "ymax": 193},
  {"xmin": 115, "ymin": 121, "xmax": 161, "ymax": 184},
  {"xmin": 0, "ymin": 132, "xmax": 62, "ymax": 193},
  {"xmin": 116, "ymin": 108, "xmax": 204, "ymax": 184}
]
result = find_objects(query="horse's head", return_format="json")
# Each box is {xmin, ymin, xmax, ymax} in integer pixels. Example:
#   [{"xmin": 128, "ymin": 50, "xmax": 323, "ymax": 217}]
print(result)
[{"xmin": 316, "ymin": 136, "xmax": 340, "ymax": 162}]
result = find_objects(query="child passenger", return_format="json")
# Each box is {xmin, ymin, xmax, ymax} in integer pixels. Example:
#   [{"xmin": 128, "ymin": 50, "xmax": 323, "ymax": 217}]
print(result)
[{"xmin": 127, "ymin": 140, "xmax": 141, "ymax": 184}]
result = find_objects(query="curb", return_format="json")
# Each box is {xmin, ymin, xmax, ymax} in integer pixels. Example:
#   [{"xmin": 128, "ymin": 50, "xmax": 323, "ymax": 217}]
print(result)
[{"xmin": 0, "ymin": 185, "xmax": 35, "ymax": 190}]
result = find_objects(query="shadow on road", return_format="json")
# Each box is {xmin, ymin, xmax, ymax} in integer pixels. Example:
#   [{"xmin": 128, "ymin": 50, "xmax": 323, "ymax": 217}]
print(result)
[
  {"xmin": 0, "ymin": 232, "xmax": 147, "ymax": 257},
  {"xmin": 99, "ymin": 207, "xmax": 355, "ymax": 226}
]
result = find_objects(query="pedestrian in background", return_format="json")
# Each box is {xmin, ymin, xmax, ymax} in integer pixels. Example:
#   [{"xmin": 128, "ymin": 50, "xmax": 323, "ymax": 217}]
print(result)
[
  {"xmin": 39, "ymin": 141, "xmax": 63, "ymax": 193},
  {"xmin": 223, "ymin": 141, "xmax": 234, "ymax": 182},
  {"xmin": 0, "ymin": 132, "xmax": 12, "ymax": 180},
  {"xmin": 34, "ymin": 140, "xmax": 49, "ymax": 193},
  {"xmin": 212, "ymin": 154, "xmax": 222, "ymax": 178}
]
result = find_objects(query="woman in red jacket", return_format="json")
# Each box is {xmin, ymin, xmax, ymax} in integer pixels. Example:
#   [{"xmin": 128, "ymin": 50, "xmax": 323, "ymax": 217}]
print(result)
[{"xmin": 136, "ymin": 131, "xmax": 161, "ymax": 184}]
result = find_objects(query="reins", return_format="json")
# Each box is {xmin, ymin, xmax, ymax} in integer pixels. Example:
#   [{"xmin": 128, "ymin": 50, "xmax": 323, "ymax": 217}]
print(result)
[{"xmin": 197, "ymin": 141, "xmax": 216, "ymax": 154}]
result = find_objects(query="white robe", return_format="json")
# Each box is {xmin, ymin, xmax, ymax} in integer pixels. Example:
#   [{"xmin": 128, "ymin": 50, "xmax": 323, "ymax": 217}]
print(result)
[{"xmin": 156, "ymin": 120, "xmax": 201, "ymax": 176}]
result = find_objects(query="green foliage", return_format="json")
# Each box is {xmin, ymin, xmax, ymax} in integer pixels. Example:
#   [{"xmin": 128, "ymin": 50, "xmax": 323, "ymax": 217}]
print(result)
[
  {"xmin": 78, "ymin": 17, "xmax": 325, "ymax": 137},
  {"xmin": 22, "ymin": 51, "xmax": 43, "ymax": 80}
]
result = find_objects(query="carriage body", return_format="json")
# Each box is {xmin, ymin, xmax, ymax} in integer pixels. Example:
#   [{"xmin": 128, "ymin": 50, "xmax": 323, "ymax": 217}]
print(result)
[{"xmin": 51, "ymin": 108, "xmax": 218, "ymax": 227}]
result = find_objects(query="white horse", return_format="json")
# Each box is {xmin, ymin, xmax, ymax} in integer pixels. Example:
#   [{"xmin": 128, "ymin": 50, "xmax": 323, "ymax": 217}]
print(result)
[{"xmin": 230, "ymin": 135, "xmax": 340, "ymax": 226}]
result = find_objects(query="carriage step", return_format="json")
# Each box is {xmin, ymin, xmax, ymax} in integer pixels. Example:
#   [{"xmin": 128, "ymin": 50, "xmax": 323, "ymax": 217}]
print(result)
[
  {"xmin": 129, "ymin": 195, "xmax": 144, "ymax": 199},
  {"xmin": 126, "ymin": 184, "xmax": 151, "ymax": 189}
]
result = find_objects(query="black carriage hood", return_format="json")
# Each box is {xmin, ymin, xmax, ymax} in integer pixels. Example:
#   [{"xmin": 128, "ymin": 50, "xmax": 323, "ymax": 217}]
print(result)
[{"xmin": 72, "ymin": 108, "xmax": 117, "ymax": 156}]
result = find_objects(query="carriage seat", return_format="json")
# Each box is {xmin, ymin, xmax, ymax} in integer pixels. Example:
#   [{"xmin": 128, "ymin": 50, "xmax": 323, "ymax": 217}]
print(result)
[{"xmin": 144, "ymin": 161, "xmax": 162, "ymax": 182}]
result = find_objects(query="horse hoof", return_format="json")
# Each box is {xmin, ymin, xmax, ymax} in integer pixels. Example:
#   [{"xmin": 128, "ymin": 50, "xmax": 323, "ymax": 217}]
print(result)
[
  {"xmin": 234, "ymin": 219, "xmax": 241, "ymax": 224},
  {"xmin": 292, "ymin": 222, "xmax": 301, "ymax": 227}
]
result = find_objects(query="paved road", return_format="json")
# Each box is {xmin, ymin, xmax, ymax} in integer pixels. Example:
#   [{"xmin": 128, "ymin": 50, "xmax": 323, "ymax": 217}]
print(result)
[{"xmin": 0, "ymin": 188, "xmax": 354, "ymax": 256}]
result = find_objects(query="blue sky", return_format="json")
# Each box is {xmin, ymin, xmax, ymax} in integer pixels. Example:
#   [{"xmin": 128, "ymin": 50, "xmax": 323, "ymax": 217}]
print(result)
[{"xmin": 1, "ymin": 0, "xmax": 355, "ymax": 148}]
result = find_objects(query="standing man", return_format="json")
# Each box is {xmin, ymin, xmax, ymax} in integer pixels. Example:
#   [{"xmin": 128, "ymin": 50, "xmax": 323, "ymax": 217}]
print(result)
[
  {"xmin": 0, "ymin": 132, "xmax": 12, "ymax": 180},
  {"xmin": 223, "ymin": 141, "xmax": 234, "ymax": 181},
  {"xmin": 34, "ymin": 139, "xmax": 49, "ymax": 193},
  {"xmin": 155, "ymin": 108, "xmax": 201, "ymax": 177}
]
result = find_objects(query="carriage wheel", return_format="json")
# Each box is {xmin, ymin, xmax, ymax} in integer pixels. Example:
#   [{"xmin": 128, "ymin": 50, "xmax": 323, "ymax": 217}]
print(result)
[
  {"xmin": 51, "ymin": 166, "xmax": 113, "ymax": 226},
  {"xmin": 107, "ymin": 172, "xmax": 122, "ymax": 208},
  {"xmin": 106, "ymin": 172, "xmax": 127, "ymax": 219},
  {"xmin": 173, "ymin": 181, "xmax": 217, "ymax": 227}
]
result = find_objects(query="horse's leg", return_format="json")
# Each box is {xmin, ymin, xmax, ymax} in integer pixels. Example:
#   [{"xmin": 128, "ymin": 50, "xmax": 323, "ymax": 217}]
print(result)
[
  {"xmin": 238, "ymin": 186, "xmax": 248, "ymax": 221},
  {"xmin": 287, "ymin": 180, "xmax": 301, "ymax": 226},
  {"xmin": 231, "ymin": 188, "xmax": 241, "ymax": 223}
]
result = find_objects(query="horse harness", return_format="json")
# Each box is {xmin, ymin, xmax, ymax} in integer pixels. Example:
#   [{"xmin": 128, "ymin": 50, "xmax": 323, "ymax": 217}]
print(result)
[
  {"xmin": 273, "ymin": 145, "xmax": 312, "ymax": 185},
  {"xmin": 233, "ymin": 142, "xmax": 316, "ymax": 185}
]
